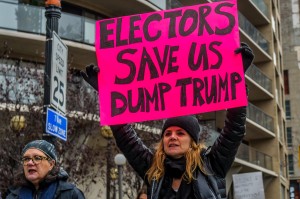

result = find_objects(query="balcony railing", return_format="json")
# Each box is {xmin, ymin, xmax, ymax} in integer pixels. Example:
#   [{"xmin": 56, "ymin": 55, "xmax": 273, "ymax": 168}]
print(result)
[
  {"xmin": 236, "ymin": 143, "xmax": 273, "ymax": 170},
  {"xmin": 238, "ymin": 12, "xmax": 270, "ymax": 54},
  {"xmin": 246, "ymin": 64, "xmax": 272, "ymax": 93},
  {"xmin": 0, "ymin": 0, "xmax": 184, "ymax": 46},
  {"xmin": 0, "ymin": 1, "xmax": 97, "ymax": 45},
  {"xmin": 1, "ymin": 0, "xmax": 271, "ymax": 54},
  {"xmin": 147, "ymin": 0, "xmax": 182, "ymax": 9},
  {"xmin": 250, "ymin": 0, "xmax": 269, "ymax": 18},
  {"xmin": 247, "ymin": 103, "xmax": 274, "ymax": 132}
]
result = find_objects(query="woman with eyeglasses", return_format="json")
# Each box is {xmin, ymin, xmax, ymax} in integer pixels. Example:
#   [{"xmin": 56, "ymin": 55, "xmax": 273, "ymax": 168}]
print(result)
[{"xmin": 6, "ymin": 140, "xmax": 85, "ymax": 199}]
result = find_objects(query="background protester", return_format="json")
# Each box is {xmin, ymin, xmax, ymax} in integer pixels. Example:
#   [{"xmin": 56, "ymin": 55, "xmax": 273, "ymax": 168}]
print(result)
[
  {"xmin": 136, "ymin": 184, "xmax": 147, "ymax": 199},
  {"xmin": 6, "ymin": 140, "xmax": 85, "ymax": 199}
]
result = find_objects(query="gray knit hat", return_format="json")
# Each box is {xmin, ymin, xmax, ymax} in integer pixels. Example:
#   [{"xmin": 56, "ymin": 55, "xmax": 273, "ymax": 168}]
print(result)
[
  {"xmin": 162, "ymin": 115, "xmax": 201, "ymax": 143},
  {"xmin": 22, "ymin": 140, "xmax": 57, "ymax": 162}
]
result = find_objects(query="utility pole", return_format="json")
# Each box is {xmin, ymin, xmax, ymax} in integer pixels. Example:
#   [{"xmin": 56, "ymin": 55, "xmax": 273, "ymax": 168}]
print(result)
[{"xmin": 43, "ymin": 0, "xmax": 61, "ymax": 143}]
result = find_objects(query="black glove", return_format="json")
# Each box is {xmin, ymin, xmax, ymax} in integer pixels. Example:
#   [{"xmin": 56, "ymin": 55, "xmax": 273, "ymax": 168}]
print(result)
[
  {"xmin": 235, "ymin": 42, "xmax": 254, "ymax": 72},
  {"xmin": 80, "ymin": 64, "xmax": 99, "ymax": 91}
]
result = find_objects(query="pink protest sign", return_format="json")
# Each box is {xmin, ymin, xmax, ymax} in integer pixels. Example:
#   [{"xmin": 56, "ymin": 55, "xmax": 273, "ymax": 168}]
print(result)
[{"xmin": 95, "ymin": 0, "xmax": 246, "ymax": 125}]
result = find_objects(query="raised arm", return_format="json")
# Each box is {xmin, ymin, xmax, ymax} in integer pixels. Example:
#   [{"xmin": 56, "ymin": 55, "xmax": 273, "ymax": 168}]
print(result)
[
  {"xmin": 204, "ymin": 42, "xmax": 254, "ymax": 177},
  {"xmin": 205, "ymin": 106, "xmax": 246, "ymax": 177},
  {"xmin": 110, "ymin": 124, "xmax": 154, "ymax": 180}
]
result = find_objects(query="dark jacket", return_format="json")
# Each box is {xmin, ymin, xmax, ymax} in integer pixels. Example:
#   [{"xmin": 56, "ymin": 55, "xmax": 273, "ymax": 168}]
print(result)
[
  {"xmin": 111, "ymin": 106, "xmax": 246, "ymax": 199},
  {"xmin": 6, "ymin": 169, "xmax": 85, "ymax": 199}
]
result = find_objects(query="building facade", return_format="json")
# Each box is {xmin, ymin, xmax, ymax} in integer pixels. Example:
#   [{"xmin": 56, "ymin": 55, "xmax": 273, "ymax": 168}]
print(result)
[
  {"xmin": 280, "ymin": 0, "xmax": 300, "ymax": 198},
  {"xmin": 0, "ymin": 0, "xmax": 289, "ymax": 198}
]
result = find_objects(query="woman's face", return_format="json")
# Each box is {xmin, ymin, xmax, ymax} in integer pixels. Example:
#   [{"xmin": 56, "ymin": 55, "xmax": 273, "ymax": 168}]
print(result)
[
  {"xmin": 162, "ymin": 126, "xmax": 192, "ymax": 158},
  {"xmin": 139, "ymin": 193, "xmax": 147, "ymax": 199},
  {"xmin": 22, "ymin": 148, "xmax": 55, "ymax": 188}
]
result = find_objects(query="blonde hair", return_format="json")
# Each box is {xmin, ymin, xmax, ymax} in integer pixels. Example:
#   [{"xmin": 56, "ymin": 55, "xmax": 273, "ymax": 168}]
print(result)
[{"xmin": 146, "ymin": 139, "xmax": 206, "ymax": 183}]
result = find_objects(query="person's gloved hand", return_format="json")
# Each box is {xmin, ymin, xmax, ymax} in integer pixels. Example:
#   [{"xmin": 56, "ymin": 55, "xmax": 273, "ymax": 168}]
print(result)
[
  {"xmin": 80, "ymin": 64, "xmax": 99, "ymax": 91},
  {"xmin": 235, "ymin": 42, "xmax": 254, "ymax": 72}
]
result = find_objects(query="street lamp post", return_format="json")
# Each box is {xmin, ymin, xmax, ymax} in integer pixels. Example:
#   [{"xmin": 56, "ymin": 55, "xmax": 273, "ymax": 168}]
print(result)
[
  {"xmin": 101, "ymin": 126, "xmax": 114, "ymax": 199},
  {"xmin": 43, "ymin": 0, "xmax": 61, "ymax": 143},
  {"xmin": 114, "ymin": 153, "xmax": 126, "ymax": 199},
  {"xmin": 110, "ymin": 168, "xmax": 118, "ymax": 199}
]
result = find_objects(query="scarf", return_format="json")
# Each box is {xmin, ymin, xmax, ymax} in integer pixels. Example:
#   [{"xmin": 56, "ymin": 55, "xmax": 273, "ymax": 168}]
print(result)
[
  {"xmin": 160, "ymin": 156, "xmax": 194, "ymax": 199},
  {"xmin": 19, "ymin": 181, "xmax": 57, "ymax": 199},
  {"xmin": 164, "ymin": 156, "xmax": 186, "ymax": 179}
]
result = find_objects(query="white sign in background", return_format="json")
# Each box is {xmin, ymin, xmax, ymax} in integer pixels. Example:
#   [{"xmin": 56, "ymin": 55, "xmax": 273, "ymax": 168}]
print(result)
[
  {"xmin": 233, "ymin": 172, "xmax": 265, "ymax": 199},
  {"xmin": 50, "ymin": 31, "xmax": 68, "ymax": 115}
]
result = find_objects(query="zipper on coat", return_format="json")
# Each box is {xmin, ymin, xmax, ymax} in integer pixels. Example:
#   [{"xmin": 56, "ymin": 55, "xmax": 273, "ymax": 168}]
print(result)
[
  {"xmin": 208, "ymin": 187, "xmax": 217, "ymax": 199},
  {"xmin": 150, "ymin": 180, "xmax": 155, "ymax": 199},
  {"xmin": 206, "ymin": 180, "xmax": 217, "ymax": 199}
]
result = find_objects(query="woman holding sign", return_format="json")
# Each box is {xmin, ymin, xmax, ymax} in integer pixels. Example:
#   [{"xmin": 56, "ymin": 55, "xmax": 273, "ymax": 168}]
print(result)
[{"xmin": 81, "ymin": 43, "xmax": 254, "ymax": 199}]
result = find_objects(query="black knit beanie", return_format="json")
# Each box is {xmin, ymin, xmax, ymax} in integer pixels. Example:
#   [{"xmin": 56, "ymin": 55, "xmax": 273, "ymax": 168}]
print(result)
[
  {"xmin": 161, "ymin": 115, "xmax": 201, "ymax": 143},
  {"xmin": 22, "ymin": 140, "xmax": 57, "ymax": 162}
]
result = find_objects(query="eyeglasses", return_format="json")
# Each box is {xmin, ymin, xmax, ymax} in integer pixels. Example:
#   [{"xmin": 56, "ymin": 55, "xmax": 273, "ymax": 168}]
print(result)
[{"xmin": 21, "ymin": 155, "xmax": 50, "ymax": 166}]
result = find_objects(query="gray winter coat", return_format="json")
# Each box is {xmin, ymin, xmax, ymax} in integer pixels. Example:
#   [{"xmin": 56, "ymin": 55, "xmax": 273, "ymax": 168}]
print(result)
[{"xmin": 111, "ymin": 106, "xmax": 246, "ymax": 199}]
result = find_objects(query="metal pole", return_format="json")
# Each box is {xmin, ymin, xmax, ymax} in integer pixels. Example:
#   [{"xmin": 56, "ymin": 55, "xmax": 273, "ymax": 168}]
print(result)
[
  {"xmin": 113, "ymin": 180, "xmax": 117, "ymax": 199},
  {"xmin": 43, "ymin": 1, "xmax": 61, "ymax": 143},
  {"xmin": 118, "ymin": 165, "xmax": 123, "ymax": 199},
  {"xmin": 114, "ymin": 153, "xmax": 126, "ymax": 199},
  {"xmin": 106, "ymin": 139, "xmax": 112, "ymax": 199}
]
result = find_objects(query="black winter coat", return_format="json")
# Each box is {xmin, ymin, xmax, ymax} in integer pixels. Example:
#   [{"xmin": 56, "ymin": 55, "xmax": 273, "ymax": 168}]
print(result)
[
  {"xmin": 111, "ymin": 106, "xmax": 246, "ymax": 199},
  {"xmin": 6, "ymin": 169, "xmax": 85, "ymax": 199}
]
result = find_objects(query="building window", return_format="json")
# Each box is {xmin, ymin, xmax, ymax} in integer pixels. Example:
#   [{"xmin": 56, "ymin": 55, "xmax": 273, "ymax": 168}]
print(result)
[
  {"xmin": 19, "ymin": 0, "xmax": 44, "ymax": 6},
  {"xmin": 284, "ymin": 70, "xmax": 290, "ymax": 94},
  {"xmin": 62, "ymin": 2, "xmax": 107, "ymax": 19},
  {"xmin": 285, "ymin": 100, "xmax": 291, "ymax": 119},
  {"xmin": 287, "ymin": 127, "xmax": 293, "ymax": 147},
  {"xmin": 288, "ymin": 154, "xmax": 294, "ymax": 175}
]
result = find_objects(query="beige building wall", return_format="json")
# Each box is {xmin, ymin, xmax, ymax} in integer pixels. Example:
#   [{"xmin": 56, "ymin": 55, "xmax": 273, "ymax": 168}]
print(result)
[{"xmin": 281, "ymin": 0, "xmax": 300, "ymax": 198}]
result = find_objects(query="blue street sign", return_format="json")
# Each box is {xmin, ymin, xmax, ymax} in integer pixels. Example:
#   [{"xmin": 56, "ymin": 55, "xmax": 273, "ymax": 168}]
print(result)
[{"xmin": 46, "ymin": 108, "xmax": 68, "ymax": 141}]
